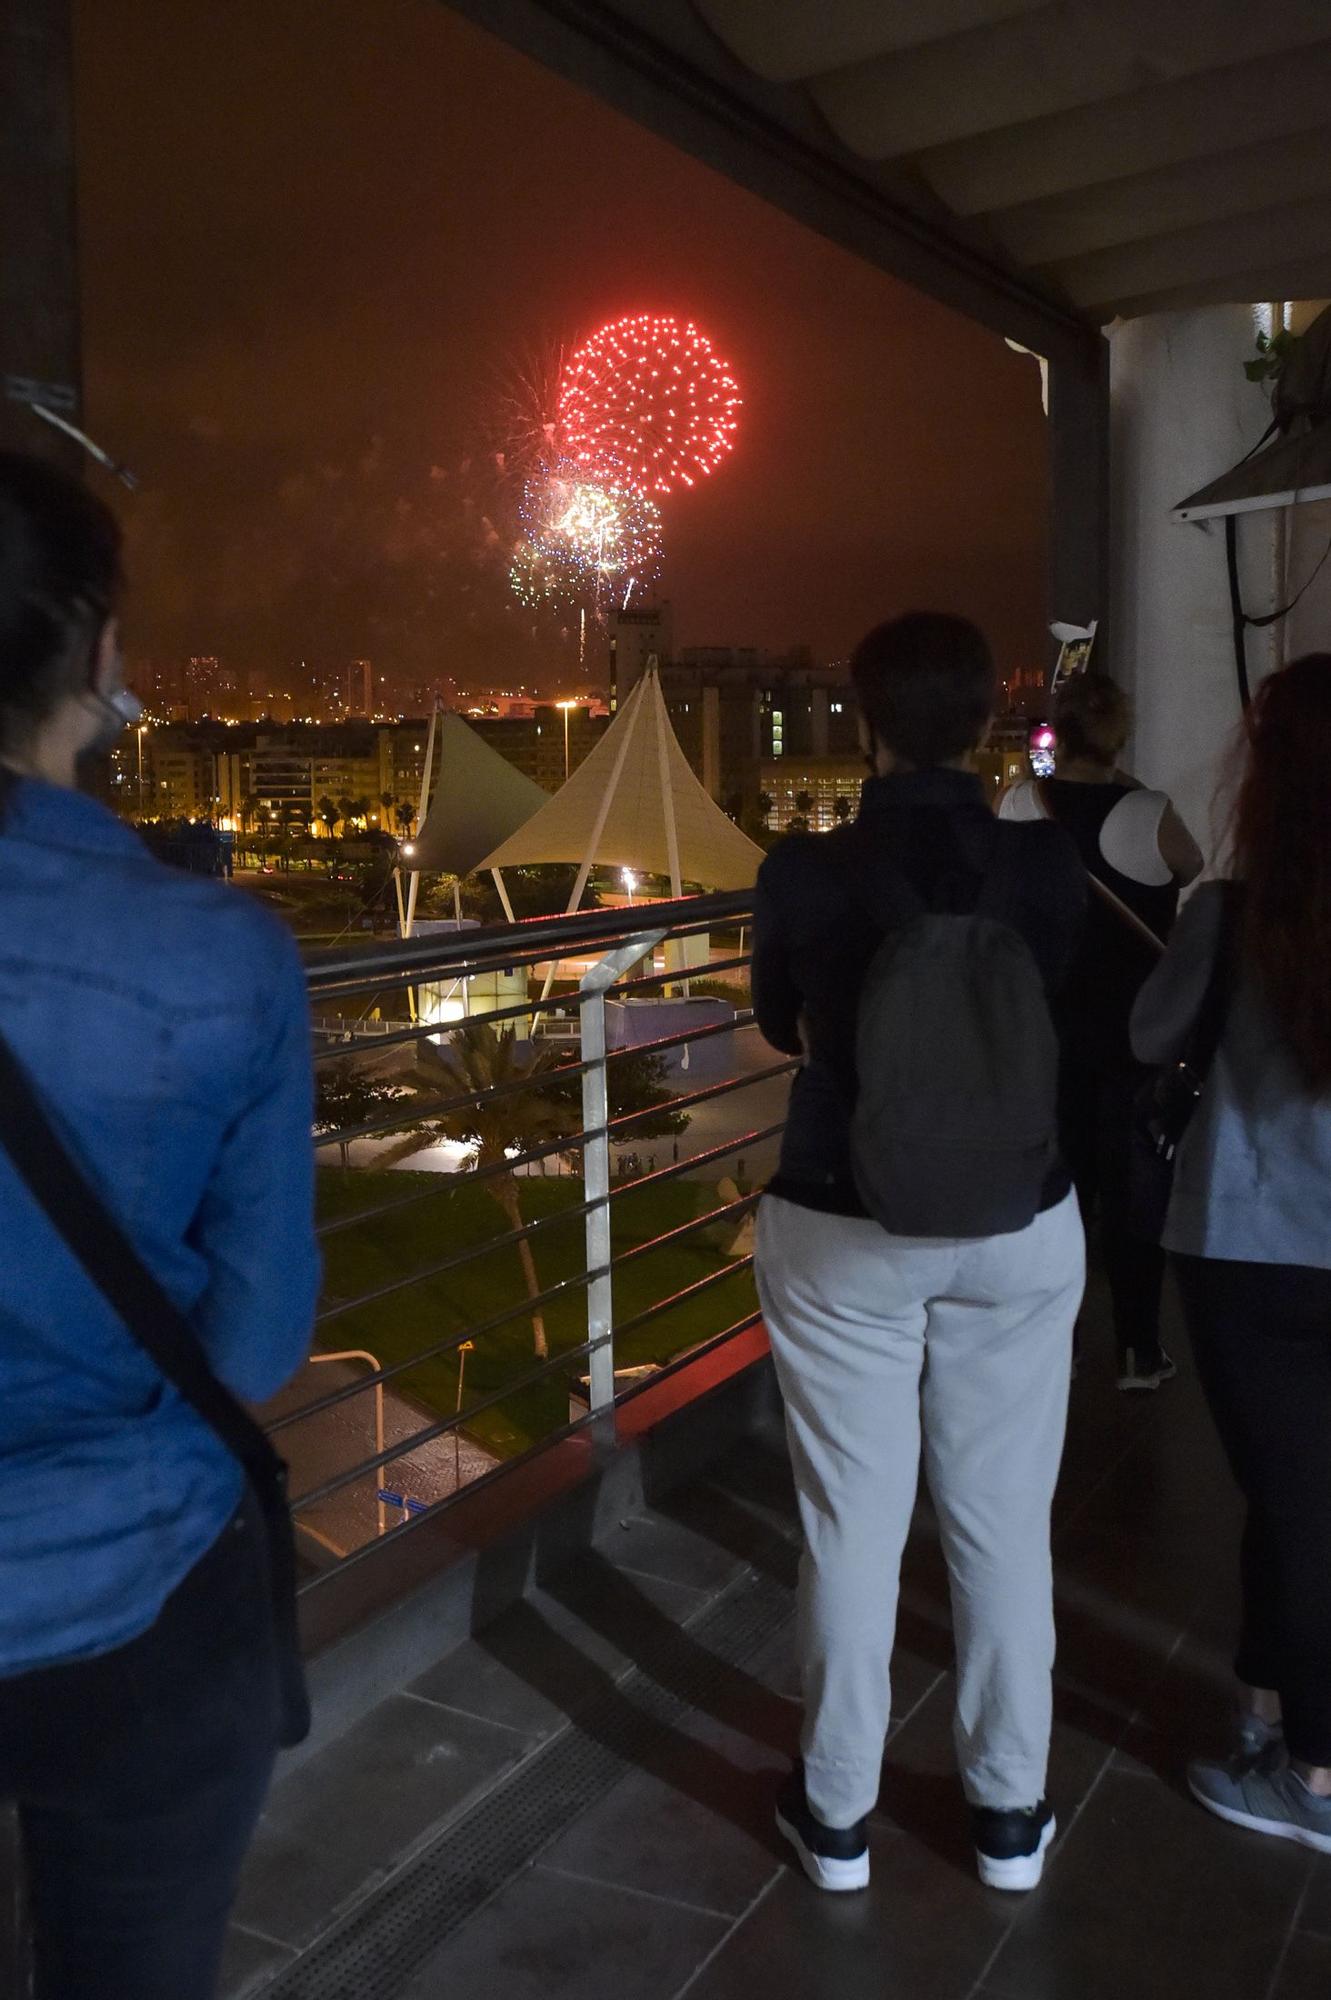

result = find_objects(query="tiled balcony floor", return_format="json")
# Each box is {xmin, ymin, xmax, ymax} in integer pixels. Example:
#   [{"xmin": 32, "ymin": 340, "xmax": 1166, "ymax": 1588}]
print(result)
[{"xmin": 225, "ymin": 1269, "xmax": 1331, "ymax": 2000}]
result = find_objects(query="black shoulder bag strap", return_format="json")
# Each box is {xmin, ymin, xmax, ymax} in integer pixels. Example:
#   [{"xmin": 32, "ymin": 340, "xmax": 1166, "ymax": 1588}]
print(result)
[
  {"xmin": 1178, "ymin": 887, "xmax": 1238, "ymax": 1092},
  {"xmin": 0, "ymin": 1030, "xmax": 310, "ymax": 1745},
  {"xmin": 1130, "ymin": 886, "xmax": 1238, "ymax": 1241}
]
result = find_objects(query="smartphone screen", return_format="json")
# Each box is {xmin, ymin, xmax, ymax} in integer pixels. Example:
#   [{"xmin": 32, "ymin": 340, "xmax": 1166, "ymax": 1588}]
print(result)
[{"xmin": 1028, "ymin": 721, "xmax": 1056, "ymax": 779}]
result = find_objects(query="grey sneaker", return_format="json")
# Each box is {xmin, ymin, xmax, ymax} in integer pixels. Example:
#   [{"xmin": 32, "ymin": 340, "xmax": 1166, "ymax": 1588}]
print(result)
[
  {"xmin": 1235, "ymin": 1711, "xmax": 1286, "ymax": 1773},
  {"xmin": 1189, "ymin": 1760, "xmax": 1331, "ymax": 1853}
]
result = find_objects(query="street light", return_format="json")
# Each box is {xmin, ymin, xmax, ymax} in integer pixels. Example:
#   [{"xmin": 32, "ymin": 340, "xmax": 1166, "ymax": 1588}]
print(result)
[
  {"xmin": 621, "ymin": 868, "xmax": 637, "ymax": 906},
  {"xmin": 555, "ymin": 699, "xmax": 577, "ymax": 782}
]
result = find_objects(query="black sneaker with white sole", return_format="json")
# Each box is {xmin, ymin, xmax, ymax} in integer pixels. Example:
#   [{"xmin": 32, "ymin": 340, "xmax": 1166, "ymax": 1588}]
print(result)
[
  {"xmin": 971, "ymin": 1800, "xmax": 1056, "ymax": 1890},
  {"xmin": 775, "ymin": 1768, "xmax": 870, "ymax": 1892}
]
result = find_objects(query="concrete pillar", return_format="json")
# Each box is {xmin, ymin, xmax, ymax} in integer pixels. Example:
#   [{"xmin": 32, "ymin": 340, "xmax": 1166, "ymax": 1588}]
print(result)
[
  {"xmin": 1108, "ymin": 307, "xmax": 1286, "ymax": 865},
  {"xmin": 1047, "ymin": 333, "xmax": 1110, "ymax": 654},
  {"xmin": 1276, "ymin": 300, "xmax": 1331, "ymax": 663},
  {"xmin": 1, "ymin": 0, "xmax": 80, "ymax": 464}
]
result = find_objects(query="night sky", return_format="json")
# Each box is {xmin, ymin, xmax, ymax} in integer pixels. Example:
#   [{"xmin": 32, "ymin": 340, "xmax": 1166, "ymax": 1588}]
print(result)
[{"xmin": 73, "ymin": 0, "xmax": 1049, "ymax": 700}]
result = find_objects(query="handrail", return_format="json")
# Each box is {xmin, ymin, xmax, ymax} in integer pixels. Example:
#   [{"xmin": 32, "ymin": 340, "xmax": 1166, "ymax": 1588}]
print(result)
[
  {"xmin": 305, "ymin": 888, "xmax": 752, "ymax": 994},
  {"xmin": 284, "ymin": 890, "xmax": 776, "ymax": 1576}
]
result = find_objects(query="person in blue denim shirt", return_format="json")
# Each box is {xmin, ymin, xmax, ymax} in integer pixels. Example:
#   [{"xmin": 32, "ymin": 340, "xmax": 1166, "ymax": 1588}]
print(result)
[{"xmin": 0, "ymin": 453, "xmax": 319, "ymax": 1999}]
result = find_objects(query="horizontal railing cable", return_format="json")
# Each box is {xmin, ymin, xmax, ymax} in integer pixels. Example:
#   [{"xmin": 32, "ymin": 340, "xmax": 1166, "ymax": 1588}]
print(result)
[
  {"xmin": 306, "ymin": 892, "xmax": 750, "ymax": 998},
  {"xmin": 611, "ymin": 1256, "xmax": 755, "ymax": 1344},
  {"xmin": 314, "ymin": 1115, "xmax": 784, "ymax": 1248},
  {"xmin": 293, "ymin": 1309, "xmax": 766, "ymax": 1591},
  {"xmin": 290, "ymin": 1339, "xmax": 597, "ymax": 1513},
  {"xmin": 312, "ymin": 1012, "xmax": 762, "ymax": 1152},
  {"xmin": 281, "ymin": 1143, "xmax": 779, "ymax": 1431}
]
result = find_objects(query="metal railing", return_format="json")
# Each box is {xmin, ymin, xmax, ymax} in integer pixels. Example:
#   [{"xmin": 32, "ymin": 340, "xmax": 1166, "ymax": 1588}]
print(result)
[{"xmin": 280, "ymin": 891, "xmax": 788, "ymax": 1584}]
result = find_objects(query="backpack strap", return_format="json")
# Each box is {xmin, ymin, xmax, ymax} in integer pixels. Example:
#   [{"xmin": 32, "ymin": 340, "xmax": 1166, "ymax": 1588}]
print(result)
[{"xmin": 975, "ymin": 822, "xmax": 1028, "ymax": 921}]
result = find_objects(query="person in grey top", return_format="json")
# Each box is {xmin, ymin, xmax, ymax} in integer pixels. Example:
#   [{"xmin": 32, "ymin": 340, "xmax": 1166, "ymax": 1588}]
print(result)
[{"xmin": 1132, "ymin": 652, "xmax": 1331, "ymax": 1854}]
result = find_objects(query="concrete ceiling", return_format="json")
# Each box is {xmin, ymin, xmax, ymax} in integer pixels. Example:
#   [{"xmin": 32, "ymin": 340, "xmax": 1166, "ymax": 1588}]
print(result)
[{"xmin": 694, "ymin": 0, "xmax": 1331, "ymax": 319}]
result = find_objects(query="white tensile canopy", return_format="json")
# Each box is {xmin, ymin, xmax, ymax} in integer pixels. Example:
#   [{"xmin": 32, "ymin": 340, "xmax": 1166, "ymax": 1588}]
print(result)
[
  {"xmin": 407, "ymin": 712, "xmax": 550, "ymax": 879},
  {"xmin": 474, "ymin": 667, "xmax": 764, "ymax": 900}
]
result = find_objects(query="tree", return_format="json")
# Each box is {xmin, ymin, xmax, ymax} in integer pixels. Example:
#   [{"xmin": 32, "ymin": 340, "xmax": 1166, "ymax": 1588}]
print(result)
[
  {"xmin": 465, "ymin": 863, "xmax": 597, "ymax": 924},
  {"xmin": 548, "ymin": 1045, "xmax": 689, "ymax": 1140},
  {"xmin": 833, "ymin": 794, "xmax": 853, "ymax": 823},
  {"xmin": 794, "ymin": 790, "xmax": 815, "ymax": 817},
  {"xmin": 788, "ymin": 813, "xmax": 810, "ymax": 835},
  {"xmin": 335, "ymin": 795, "xmax": 357, "ymax": 833},
  {"xmin": 350, "ymin": 796, "xmax": 373, "ymax": 830},
  {"xmin": 239, "ymin": 792, "xmax": 259, "ymax": 835},
  {"xmin": 313, "ymin": 1058, "xmax": 410, "ymax": 1171},
  {"xmin": 394, "ymin": 800, "xmax": 416, "ymax": 837},
  {"xmin": 756, "ymin": 791, "xmax": 774, "ymax": 823},
  {"xmin": 394, "ymin": 1023, "xmax": 581, "ymax": 1359},
  {"xmin": 316, "ymin": 795, "xmax": 341, "ymax": 840},
  {"xmin": 379, "ymin": 790, "xmax": 397, "ymax": 829}
]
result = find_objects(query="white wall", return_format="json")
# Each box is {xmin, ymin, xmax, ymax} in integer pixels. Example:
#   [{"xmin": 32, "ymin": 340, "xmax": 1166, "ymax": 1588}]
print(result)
[{"xmin": 1109, "ymin": 307, "xmax": 1285, "ymax": 867}]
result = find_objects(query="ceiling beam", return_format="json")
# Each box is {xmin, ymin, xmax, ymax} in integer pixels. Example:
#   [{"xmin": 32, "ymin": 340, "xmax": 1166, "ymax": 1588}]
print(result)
[
  {"xmin": 441, "ymin": 0, "xmax": 1098, "ymax": 368},
  {"xmin": 1047, "ymin": 195, "xmax": 1331, "ymax": 314},
  {"xmin": 693, "ymin": 0, "xmax": 1047, "ymax": 86},
  {"xmin": 991, "ymin": 127, "xmax": 1331, "ymax": 266},
  {"xmin": 916, "ymin": 39, "xmax": 1331, "ymax": 213},
  {"xmin": 811, "ymin": 0, "xmax": 1331, "ymax": 161},
  {"xmin": 1107, "ymin": 263, "xmax": 1331, "ymax": 322}
]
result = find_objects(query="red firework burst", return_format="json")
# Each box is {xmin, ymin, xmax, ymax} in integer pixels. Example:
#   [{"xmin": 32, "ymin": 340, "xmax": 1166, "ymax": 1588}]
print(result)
[{"xmin": 558, "ymin": 313, "xmax": 741, "ymax": 496}]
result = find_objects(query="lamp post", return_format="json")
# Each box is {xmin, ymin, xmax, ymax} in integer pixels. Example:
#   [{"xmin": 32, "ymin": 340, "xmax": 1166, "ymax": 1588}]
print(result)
[{"xmin": 555, "ymin": 699, "xmax": 577, "ymax": 782}]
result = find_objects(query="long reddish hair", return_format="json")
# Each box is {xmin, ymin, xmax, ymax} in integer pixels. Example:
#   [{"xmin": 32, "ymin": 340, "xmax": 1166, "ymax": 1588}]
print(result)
[{"xmin": 1234, "ymin": 653, "xmax": 1331, "ymax": 1092}]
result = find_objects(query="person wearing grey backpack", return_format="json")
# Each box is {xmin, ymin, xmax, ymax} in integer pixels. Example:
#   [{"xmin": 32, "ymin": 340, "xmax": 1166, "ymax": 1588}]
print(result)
[{"xmin": 753, "ymin": 613, "xmax": 1086, "ymax": 1896}]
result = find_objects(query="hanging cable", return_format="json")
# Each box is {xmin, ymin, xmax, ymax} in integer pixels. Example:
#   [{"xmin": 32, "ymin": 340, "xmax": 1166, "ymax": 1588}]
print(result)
[{"xmin": 1225, "ymin": 510, "xmax": 1331, "ymax": 710}]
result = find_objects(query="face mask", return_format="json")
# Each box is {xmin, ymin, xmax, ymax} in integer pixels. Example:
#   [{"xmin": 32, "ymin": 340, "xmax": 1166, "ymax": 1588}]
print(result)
[{"xmin": 86, "ymin": 685, "xmax": 144, "ymax": 754}]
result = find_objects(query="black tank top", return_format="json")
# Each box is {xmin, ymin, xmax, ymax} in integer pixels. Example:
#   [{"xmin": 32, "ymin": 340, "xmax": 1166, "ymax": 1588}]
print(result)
[{"xmin": 1041, "ymin": 780, "xmax": 1179, "ymax": 1065}]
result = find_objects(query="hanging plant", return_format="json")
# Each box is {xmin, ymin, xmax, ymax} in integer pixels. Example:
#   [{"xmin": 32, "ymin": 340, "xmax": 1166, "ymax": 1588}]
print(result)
[{"xmin": 1244, "ymin": 328, "xmax": 1301, "ymax": 386}]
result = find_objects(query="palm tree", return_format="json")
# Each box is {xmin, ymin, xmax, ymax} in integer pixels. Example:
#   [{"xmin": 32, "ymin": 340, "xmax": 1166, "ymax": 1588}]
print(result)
[
  {"xmin": 794, "ymin": 789, "xmax": 815, "ymax": 817},
  {"xmin": 378, "ymin": 790, "xmax": 396, "ymax": 830},
  {"xmin": 335, "ymin": 794, "xmax": 357, "ymax": 833},
  {"xmin": 384, "ymin": 1023, "xmax": 579, "ymax": 1359},
  {"xmin": 316, "ymin": 795, "xmax": 340, "ymax": 840},
  {"xmin": 833, "ymin": 794, "xmax": 853, "ymax": 824},
  {"xmin": 394, "ymin": 800, "xmax": 417, "ymax": 837},
  {"xmin": 350, "ymin": 796, "xmax": 373, "ymax": 830},
  {"xmin": 239, "ymin": 791, "xmax": 259, "ymax": 835}
]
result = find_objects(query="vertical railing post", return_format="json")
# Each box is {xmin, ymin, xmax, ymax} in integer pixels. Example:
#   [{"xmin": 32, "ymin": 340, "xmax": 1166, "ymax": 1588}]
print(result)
[{"xmin": 580, "ymin": 931, "xmax": 666, "ymax": 1425}]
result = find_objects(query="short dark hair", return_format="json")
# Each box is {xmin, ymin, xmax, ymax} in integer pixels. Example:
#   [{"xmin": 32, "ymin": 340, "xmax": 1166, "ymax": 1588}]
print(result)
[
  {"xmin": 0, "ymin": 451, "xmax": 123, "ymax": 757},
  {"xmin": 1052, "ymin": 671, "xmax": 1130, "ymax": 765},
  {"xmin": 849, "ymin": 613, "xmax": 997, "ymax": 768}
]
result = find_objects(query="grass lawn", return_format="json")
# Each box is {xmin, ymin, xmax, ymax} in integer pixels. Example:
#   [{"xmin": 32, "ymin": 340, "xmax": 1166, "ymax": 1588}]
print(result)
[{"xmin": 315, "ymin": 1168, "xmax": 758, "ymax": 1459}]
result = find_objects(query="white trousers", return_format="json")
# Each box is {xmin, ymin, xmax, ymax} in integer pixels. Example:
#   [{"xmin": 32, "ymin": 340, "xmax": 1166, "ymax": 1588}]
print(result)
[{"xmin": 756, "ymin": 1190, "xmax": 1085, "ymax": 1827}]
